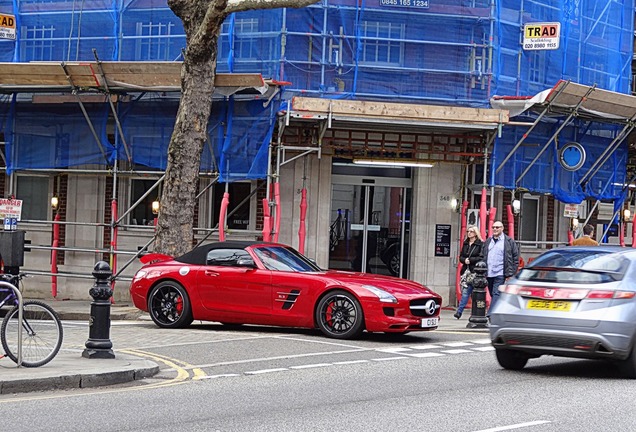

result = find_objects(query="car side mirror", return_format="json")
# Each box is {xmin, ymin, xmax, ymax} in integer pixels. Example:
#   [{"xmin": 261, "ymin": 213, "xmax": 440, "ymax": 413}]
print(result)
[{"xmin": 236, "ymin": 257, "xmax": 256, "ymax": 268}]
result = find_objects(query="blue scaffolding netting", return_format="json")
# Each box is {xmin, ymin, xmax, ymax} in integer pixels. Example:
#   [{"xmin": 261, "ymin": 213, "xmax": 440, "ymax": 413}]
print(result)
[{"xmin": 0, "ymin": 0, "xmax": 633, "ymax": 196}]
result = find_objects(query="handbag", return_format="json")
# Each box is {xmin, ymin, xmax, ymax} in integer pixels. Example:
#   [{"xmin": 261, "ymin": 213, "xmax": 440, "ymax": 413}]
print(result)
[{"xmin": 462, "ymin": 269, "xmax": 476, "ymax": 285}]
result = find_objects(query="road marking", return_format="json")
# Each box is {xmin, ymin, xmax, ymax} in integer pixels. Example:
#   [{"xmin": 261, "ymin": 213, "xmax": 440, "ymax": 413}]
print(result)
[
  {"xmin": 377, "ymin": 347, "xmax": 412, "ymax": 353},
  {"xmin": 440, "ymin": 341, "xmax": 473, "ymax": 347},
  {"xmin": 407, "ymin": 352, "xmax": 445, "ymax": 358},
  {"xmin": 289, "ymin": 363, "xmax": 332, "ymax": 370},
  {"xmin": 123, "ymin": 348, "xmax": 207, "ymax": 380},
  {"xmin": 197, "ymin": 374, "xmax": 241, "ymax": 379},
  {"xmin": 409, "ymin": 344, "xmax": 443, "ymax": 350},
  {"xmin": 473, "ymin": 420, "xmax": 552, "ymax": 431},
  {"xmin": 245, "ymin": 368, "xmax": 289, "ymax": 375},
  {"xmin": 333, "ymin": 360, "xmax": 369, "ymax": 365},
  {"xmin": 371, "ymin": 356, "xmax": 408, "ymax": 362},
  {"xmin": 470, "ymin": 339, "xmax": 492, "ymax": 344},
  {"xmin": 472, "ymin": 346, "xmax": 495, "ymax": 352},
  {"xmin": 441, "ymin": 349, "xmax": 473, "ymax": 354}
]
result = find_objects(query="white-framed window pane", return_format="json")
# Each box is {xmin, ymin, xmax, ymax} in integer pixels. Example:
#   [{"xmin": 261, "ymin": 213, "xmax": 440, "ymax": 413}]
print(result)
[
  {"xmin": 360, "ymin": 21, "xmax": 404, "ymax": 66},
  {"xmin": 21, "ymin": 25, "xmax": 56, "ymax": 61},
  {"xmin": 135, "ymin": 21, "xmax": 176, "ymax": 60},
  {"xmin": 16, "ymin": 176, "xmax": 49, "ymax": 221}
]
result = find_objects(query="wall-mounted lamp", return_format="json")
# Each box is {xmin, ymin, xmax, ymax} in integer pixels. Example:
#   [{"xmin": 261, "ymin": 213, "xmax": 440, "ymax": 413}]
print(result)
[
  {"xmin": 624, "ymin": 208, "xmax": 631, "ymax": 222},
  {"xmin": 151, "ymin": 200, "xmax": 160, "ymax": 215},
  {"xmin": 512, "ymin": 199, "xmax": 521, "ymax": 215},
  {"xmin": 570, "ymin": 218, "xmax": 579, "ymax": 230},
  {"xmin": 450, "ymin": 197, "xmax": 459, "ymax": 212},
  {"xmin": 51, "ymin": 196, "xmax": 59, "ymax": 210}
]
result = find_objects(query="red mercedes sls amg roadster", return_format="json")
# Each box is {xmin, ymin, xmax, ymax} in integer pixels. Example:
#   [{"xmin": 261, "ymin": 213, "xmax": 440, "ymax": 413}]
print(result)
[{"xmin": 130, "ymin": 241, "xmax": 442, "ymax": 339}]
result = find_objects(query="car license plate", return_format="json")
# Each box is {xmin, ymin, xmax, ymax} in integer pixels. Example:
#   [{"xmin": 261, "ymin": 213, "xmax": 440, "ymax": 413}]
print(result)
[
  {"xmin": 421, "ymin": 317, "xmax": 438, "ymax": 328},
  {"xmin": 527, "ymin": 299, "xmax": 571, "ymax": 311}
]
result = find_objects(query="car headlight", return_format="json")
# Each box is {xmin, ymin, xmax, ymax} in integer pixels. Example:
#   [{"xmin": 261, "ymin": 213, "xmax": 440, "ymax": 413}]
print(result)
[{"xmin": 362, "ymin": 285, "xmax": 397, "ymax": 303}]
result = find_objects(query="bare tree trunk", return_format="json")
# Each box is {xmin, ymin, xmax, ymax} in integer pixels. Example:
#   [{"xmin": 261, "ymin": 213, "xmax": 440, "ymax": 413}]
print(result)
[{"xmin": 155, "ymin": 0, "xmax": 225, "ymax": 256}]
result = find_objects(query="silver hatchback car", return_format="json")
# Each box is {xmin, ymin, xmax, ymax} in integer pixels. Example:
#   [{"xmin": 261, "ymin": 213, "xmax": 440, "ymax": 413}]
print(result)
[{"xmin": 489, "ymin": 246, "xmax": 636, "ymax": 377}]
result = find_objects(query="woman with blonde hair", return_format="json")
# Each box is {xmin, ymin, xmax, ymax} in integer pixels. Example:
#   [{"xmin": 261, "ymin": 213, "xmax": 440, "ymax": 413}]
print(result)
[{"xmin": 455, "ymin": 225, "xmax": 484, "ymax": 319}]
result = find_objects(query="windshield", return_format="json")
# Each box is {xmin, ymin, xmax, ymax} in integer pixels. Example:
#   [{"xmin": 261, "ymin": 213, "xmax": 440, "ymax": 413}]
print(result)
[
  {"xmin": 517, "ymin": 250, "xmax": 628, "ymax": 283},
  {"xmin": 253, "ymin": 246, "xmax": 322, "ymax": 272}
]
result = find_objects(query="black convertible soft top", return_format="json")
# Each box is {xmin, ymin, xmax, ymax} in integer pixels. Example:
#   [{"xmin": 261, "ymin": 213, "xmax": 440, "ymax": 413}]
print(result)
[{"xmin": 175, "ymin": 241, "xmax": 267, "ymax": 265}]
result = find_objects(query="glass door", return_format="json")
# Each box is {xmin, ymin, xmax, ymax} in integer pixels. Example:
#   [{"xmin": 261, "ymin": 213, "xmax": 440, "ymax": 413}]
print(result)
[{"xmin": 329, "ymin": 182, "xmax": 410, "ymax": 278}]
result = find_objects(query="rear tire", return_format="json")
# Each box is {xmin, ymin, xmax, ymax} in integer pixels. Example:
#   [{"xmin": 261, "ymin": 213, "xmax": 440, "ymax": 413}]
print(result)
[
  {"xmin": 618, "ymin": 341, "xmax": 636, "ymax": 379},
  {"xmin": 495, "ymin": 348, "xmax": 529, "ymax": 371}
]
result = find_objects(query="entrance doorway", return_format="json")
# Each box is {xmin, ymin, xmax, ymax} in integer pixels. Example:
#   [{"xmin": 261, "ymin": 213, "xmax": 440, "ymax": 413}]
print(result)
[{"xmin": 329, "ymin": 171, "xmax": 412, "ymax": 278}]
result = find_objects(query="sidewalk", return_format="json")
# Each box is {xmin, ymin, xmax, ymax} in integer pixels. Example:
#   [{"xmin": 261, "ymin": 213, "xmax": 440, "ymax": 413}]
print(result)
[{"xmin": 0, "ymin": 299, "xmax": 485, "ymax": 395}]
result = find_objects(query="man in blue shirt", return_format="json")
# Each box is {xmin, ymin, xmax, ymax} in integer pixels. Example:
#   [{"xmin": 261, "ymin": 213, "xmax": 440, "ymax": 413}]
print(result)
[{"xmin": 481, "ymin": 221, "xmax": 519, "ymax": 316}]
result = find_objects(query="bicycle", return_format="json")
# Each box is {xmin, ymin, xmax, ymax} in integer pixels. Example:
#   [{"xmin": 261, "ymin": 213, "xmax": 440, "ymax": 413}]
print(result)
[{"xmin": 0, "ymin": 273, "xmax": 63, "ymax": 367}]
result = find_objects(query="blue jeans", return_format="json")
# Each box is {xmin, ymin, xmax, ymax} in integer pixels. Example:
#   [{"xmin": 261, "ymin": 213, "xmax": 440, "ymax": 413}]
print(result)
[
  {"xmin": 457, "ymin": 284, "xmax": 474, "ymax": 315},
  {"xmin": 486, "ymin": 275, "xmax": 506, "ymax": 316}
]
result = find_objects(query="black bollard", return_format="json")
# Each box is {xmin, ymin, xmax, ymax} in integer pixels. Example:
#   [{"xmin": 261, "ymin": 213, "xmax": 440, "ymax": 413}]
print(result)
[
  {"xmin": 467, "ymin": 261, "xmax": 488, "ymax": 329},
  {"xmin": 82, "ymin": 261, "xmax": 115, "ymax": 359}
]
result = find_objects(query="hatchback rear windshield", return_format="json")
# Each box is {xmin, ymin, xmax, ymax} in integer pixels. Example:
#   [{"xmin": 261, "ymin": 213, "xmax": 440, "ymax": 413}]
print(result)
[{"xmin": 517, "ymin": 250, "xmax": 628, "ymax": 283}]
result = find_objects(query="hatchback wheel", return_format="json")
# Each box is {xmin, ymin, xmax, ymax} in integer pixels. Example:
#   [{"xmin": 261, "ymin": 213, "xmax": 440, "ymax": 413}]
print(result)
[
  {"xmin": 495, "ymin": 348, "xmax": 529, "ymax": 370},
  {"xmin": 315, "ymin": 290, "xmax": 364, "ymax": 339},
  {"xmin": 148, "ymin": 281, "xmax": 193, "ymax": 328},
  {"xmin": 618, "ymin": 341, "xmax": 636, "ymax": 379}
]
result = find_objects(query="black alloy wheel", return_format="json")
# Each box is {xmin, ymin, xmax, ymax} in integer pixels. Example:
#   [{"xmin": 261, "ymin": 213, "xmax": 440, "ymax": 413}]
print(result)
[
  {"xmin": 315, "ymin": 290, "xmax": 364, "ymax": 339},
  {"xmin": 147, "ymin": 281, "xmax": 194, "ymax": 328}
]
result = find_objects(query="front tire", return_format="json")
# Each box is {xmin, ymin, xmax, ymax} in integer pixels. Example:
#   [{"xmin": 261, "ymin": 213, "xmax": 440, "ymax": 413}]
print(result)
[
  {"xmin": 1, "ymin": 300, "xmax": 63, "ymax": 367},
  {"xmin": 148, "ymin": 281, "xmax": 193, "ymax": 328},
  {"xmin": 315, "ymin": 290, "xmax": 364, "ymax": 339},
  {"xmin": 495, "ymin": 348, "xmax": 529, "ymax": 370}
]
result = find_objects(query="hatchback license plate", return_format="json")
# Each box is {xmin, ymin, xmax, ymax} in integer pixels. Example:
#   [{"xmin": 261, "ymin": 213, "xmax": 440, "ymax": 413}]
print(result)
[
  {"xmin": 527, "ymin": 299, "xmax": 571, "ymax": 311},
  {"xmin": 421, "ymin": 317, "xmax": 438, "ymax": 328}
]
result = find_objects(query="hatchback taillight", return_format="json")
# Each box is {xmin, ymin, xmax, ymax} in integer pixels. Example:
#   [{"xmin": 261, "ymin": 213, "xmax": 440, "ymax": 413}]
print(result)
[{"xmin": 500, "ymin": 284, "xmax": 635, "ymax": 299}]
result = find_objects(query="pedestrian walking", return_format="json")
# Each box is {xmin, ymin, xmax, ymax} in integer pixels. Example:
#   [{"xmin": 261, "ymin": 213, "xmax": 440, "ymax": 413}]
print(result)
[
  {"xmin": 454, "ymin": 225, "xmax": 483, "ymax": 319},
  {"xmin": 572, "ymin": 223, "xmax": 599, "ymax": 246},
  {"xmin": 482, "ymin": 220, "xmax": 519, "ymax": 316}
]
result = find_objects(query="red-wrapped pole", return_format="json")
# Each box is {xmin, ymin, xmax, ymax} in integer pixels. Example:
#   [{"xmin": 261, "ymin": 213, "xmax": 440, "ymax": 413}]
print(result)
[
  {"xmin": 488, "ymin": 207, "xmax": 497, "ymax": 236},
  {"xmin": 298, "ymin": 188, "xmax": 307, "ymax": 254},
  {"xmin": 506, "ymin": 205, "xmax": 514, "ymax": 240},
  {"xmin": 456, "ymin": 201, "xmax": 469, "ymax": 304},
  {"xmin": 219, "ymin": 192, "xmax": 229, "ymax": 241},
  {"xmin": 273, "ymin": 183, "xmax": 281, "ymax": 243},
  {"xmin": 110, "ymin": 199, "xmax": 118, "ymax": 301},
  {"xmin": 620, "ymin": 220, "xmax": 625, "ymax": 247},
  {"xmin": 51, "ymin": 213, "xmax": 60, "ymax": 298},
  {"xmin": 262, "ymin": 198, "xmax": 272, "ymax": 242},
  {"xmin": 479, "ymin": 187, "xmax": 487, "ymax": 240}
]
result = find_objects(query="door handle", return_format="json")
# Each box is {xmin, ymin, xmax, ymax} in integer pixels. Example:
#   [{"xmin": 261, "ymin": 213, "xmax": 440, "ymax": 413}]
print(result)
[{"xmin": 204, "ymin": 270, "xmax": 219, "ymax": 277}]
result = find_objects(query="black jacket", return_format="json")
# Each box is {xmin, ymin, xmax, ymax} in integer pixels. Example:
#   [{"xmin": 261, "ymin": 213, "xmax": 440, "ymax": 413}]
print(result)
[
  {"xmin": 459, "ymin": 239, "xmax": 483, "ymax": 274},
  {"xmin": 481, "ymin": 233, "xmax": 520, "ymax": 278}
]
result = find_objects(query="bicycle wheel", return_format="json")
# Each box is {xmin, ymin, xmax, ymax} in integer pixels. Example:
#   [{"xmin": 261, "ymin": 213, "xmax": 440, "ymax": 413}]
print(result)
[{"xmin": 1, "ymin": 300, "xmax": 63, "ymax": 367}]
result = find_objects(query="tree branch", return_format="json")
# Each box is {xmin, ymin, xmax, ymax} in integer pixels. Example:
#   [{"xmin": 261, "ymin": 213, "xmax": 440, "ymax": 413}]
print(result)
[{"xmin": 225, "ymin": 0, "xmax": 320, "ymax": 14}]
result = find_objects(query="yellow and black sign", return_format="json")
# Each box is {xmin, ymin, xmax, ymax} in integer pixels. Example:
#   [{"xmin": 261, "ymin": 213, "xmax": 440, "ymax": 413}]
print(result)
[
  {"xmin": 0, "ymin": 13, "xmax": 16, "ymax": 40},
  {"xmin": 523, "ymin": 22, "xmax": 560, "ymax": 51}
]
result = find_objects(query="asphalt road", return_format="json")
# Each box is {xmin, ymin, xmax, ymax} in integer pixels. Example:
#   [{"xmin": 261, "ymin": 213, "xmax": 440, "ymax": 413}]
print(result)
[{"xmin": 1, "ymin": 321, "xmax": 636, "ymax": 431}]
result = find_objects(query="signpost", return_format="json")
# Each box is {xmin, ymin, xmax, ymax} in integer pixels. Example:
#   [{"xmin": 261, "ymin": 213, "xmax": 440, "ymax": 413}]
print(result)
[
  {"xmin": 0, "ymin": 13, "xmax": 16, "ymax": 40},
  {"xmin": 434, "ymin": 224, "xmax": 451, "ymax": 257}
]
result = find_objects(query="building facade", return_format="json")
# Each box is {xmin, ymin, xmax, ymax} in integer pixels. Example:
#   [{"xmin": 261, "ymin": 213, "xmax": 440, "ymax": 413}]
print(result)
[{"xmin": 0, "ymin": 0, "xmax": 634, "ymax": 305}]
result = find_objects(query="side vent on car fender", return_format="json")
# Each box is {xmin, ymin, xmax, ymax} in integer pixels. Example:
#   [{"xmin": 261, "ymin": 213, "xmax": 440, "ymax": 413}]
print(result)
[{"xmin": 276, "ymin": 290, "xmax": 301, "ymax": 310}]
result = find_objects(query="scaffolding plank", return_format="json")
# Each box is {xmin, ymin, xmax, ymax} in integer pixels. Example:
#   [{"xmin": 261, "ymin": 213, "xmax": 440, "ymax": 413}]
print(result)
[
  {"xmin": 0, "ymin": 62, "xmax": 268, "ymax": 92},
  {"xmin": 291, "ymin": 96, "xmax": 509, "ymax": 125},
  {"xmin": 549, "ymin": 81, "xmax": 636, "ymax": 120}
]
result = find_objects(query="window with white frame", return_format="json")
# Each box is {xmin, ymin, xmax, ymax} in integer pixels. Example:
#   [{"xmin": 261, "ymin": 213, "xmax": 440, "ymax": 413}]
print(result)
[
  {"xmin": 21, "ymin": 25, "xmax": 56, "ymax": 61},
  {"xmin": 16, "ymin": 175, "xmax": 49, "ymax": 221},
  {"xmin": 359, "ymin": 21, "xmax": 404, "ymax": 66},
  {"xmin": 135, "ymin": 21, "xmax": 176, "ymax": 61},
  {"xmin": 527, "ymin": 51, "xmax": 546, "ymax": 84},
  {"xmin": 219, "ymin": 18, "xmax": 261, "ymax": 61}
]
